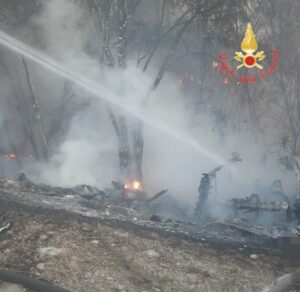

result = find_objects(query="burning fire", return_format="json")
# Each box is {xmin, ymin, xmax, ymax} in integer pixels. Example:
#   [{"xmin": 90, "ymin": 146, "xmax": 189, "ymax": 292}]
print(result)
[
  {"xmin": 212, "ymin": 61, "xmax": 219, "ymax": 68},
  {"xmin": 177, "ymin": 78, "xmax": 183, "ymax": 85},
  {"xmin": 3, "ymin": 153, "xmax": 33, "ymax": 160},
  {"xmin": 124, "ymin": 180, "xmax": 142, "ymax": 192},
  {"xmin": 176, "ymin": 74, "xmax": 196, "ymax": 85},
  {"xmin": 4, "ymin": 153, "xmax": 16, "ymax": 160},
  {"xmin": 223, "ymin": 77, "xmax": 229, "ymax": 85}
]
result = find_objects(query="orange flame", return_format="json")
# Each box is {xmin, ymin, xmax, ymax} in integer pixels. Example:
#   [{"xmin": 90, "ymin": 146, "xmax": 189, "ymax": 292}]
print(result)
[
  {"xmin": 212, "ymin": 61, "xmax": 218, "ymax": 68},
  {"xmin": 124, "ymin": 180, "xmax": 142, "ymax": 191},
  {"xmin": 223, "ymin": 77, "xmax": 229, "ymax": 85},
  {"xmin": 4, "ymin": 153, "xmax": 16, "ymax": 160}
]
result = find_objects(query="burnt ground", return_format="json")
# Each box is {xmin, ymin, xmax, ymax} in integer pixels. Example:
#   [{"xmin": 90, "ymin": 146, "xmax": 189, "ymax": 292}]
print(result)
[{"xmin": 0, "ymin": 178, "xmax": 290, "ymax": 292}]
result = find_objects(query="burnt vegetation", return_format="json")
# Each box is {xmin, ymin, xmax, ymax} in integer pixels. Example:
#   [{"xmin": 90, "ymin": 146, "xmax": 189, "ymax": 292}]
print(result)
[
  {"xmin": 0, "ymin": 0, "xmax": 298, "ymax": 183},
  {"xmin": 0, "ymin": 0, "xmax": 300, "ymax": 291}
]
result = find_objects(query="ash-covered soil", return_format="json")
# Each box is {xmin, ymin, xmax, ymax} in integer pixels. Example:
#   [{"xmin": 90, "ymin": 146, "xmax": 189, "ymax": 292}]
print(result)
[{"xmin": 0, "ymin": 177, "xmax": 285, "ymax": 291}]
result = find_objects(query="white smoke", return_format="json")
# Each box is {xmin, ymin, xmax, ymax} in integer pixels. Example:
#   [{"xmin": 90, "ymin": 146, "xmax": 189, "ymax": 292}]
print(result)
[{"xmin": 19, "ymin": 0, "xmax": 296, "ymax": 206}]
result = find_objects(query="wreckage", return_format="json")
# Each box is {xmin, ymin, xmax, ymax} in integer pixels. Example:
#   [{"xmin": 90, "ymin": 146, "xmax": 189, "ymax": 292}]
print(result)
[
  {"xmin": 1, "ymin": 171, "xmax": 300, "ymax": 291},
  {"xmin": 1, "ymin": 153, "xmax": 300, "ymax": 291},
  {"xmin": 2, "ymin": 150, "xmax": 300, "ymax": 242},
  {"xmin": 191, "ymin": 152, "xmax": 300, "ymax": 244},
  {"xmin": 0, "ymin": 173, "xmax": 297, "ymax": 292},
  {"xmin": 194, "ymin": 151, "xmax": 242, "ymax": 222},
  {"xmin": 0, "ymin": 173, "xmax": 274, "ymax": 245}
]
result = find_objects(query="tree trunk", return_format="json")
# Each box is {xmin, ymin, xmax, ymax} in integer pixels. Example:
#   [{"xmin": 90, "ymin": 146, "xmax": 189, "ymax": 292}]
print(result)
[
  {"xmin": 22, "ymin": 58, "xmax": 49, "ymax": 162},
  {"xmin": 95, "ymin": 0, "xmax": 199, "ymax": 185},
  {"xmin": 117, "ymin": 116, "xmax": 131, "ymax": 180},
  {"xmin": 3, "ymin": 55, "xmax": 41, "ymax": 160},
  {"xmin": 2, "ymin": 120, "xmax": 22, "ymax": 168},
  {"xmin": 133, "ymin": 121, "xmax": 144, "ymax": 181}
]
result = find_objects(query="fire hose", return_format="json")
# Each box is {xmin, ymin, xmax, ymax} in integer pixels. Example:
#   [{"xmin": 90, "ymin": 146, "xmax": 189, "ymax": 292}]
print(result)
[{"xmin": 0, "ymin": 269, "xmax": 71, "ymax": 292}]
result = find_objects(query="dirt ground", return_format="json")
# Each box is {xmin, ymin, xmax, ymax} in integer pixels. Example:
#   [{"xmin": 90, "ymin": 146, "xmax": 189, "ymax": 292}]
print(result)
[{"xmin": 0, "ymin": 201, "xmax": 285, "ymax": 292}]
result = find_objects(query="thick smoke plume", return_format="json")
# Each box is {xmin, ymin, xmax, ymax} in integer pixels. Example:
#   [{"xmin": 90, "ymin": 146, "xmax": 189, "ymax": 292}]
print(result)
[{"xmin": 15, "ymin": 0, "xmax": 295, "ymax": 208}]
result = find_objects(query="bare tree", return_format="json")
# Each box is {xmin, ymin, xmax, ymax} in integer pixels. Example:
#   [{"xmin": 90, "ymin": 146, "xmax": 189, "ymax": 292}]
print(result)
[
  {"xmin": 22, "ymin": 58, "xmax": 50, "ymax": 161},
  {"xmin": 259, "ymin": 0, "xmax": 300, "ymax": 156},
  {"xmin": 0, "ymin": 52, "xmax": 42, "ymax": 162},
  {"xmin": 88, "ymin": 0, "xmax": 225, "ymax": 184}
]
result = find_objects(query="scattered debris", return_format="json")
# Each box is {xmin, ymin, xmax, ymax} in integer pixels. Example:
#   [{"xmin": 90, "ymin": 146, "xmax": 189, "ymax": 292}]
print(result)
[
  {"xmin": 145, "ymin": 249, "xmax": 160, "ymax": 258},
  {"xmin": 39, "ymin": 247, "xmax": 66, "ymax": 259},
  {"xmin": 149, "ymin": 215, "xmax": 162, "ymax": 222},
  {"xmin": 0, "ymin": 174, "xmax": 288, "ymax": 291},
  {"xmin": 232, "ymin": 194, "xmax": 289, "ymax": 212},
  {"xmin": 250, "ymin": 254, "xmax": 258, "ymax": 259},
  {"xmin": 205, "ymin": 219, "xmax": 270, "ymax": 237},
  {"xmin": 0, "ymin": 175, "xmax": 277, "ymax": 250},
  {"xmin": 0, "ymin": 222, "xmax": 10, "ymax": 234},
  {"xmin": 10, "ymin": 173, "xmax": 106, "ymax": 199},
  {"xmin": 36, "ymin": 263, "xmax": 46, "ymax": 272},
  {"xmin": 39, "ymin": 234, "xmax": 48, "ymax": 241}
]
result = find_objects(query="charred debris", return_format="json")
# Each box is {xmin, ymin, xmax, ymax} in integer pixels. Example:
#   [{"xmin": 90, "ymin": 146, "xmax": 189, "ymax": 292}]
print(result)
[
  {"xmin": 1, "ymin": 151, "xmax": 300, "ymax": 246},
  {"xmin": 0, "ymin": 153, "xmax": 300, "ymax": 253}
]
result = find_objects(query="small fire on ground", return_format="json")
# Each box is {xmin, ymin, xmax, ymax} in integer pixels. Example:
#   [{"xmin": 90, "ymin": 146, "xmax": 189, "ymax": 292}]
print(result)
[
  {"xmin": 3, "ymin": 153, "xmax": 33, "ymax": 160},
  {"xmin": 4, "ymin": 153, "xmax": 16, "ymax": 160},
  {"xmin": 124, "ymin": 180, "xmax": 143, "ymax": 192}
]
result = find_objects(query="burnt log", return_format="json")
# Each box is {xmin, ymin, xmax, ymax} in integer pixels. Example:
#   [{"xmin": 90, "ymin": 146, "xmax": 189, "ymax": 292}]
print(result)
[
  {"xmin": 194, "ymin": 173, "xmax": 211, "ymax": 222},
  {"xmin": 147, "ymin": 189, "xmax": 168, "ymax": 204}
]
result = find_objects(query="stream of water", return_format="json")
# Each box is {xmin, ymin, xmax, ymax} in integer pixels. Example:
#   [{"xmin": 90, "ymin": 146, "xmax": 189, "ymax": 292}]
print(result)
[{"xmin": 0, "ymin": 30, "xmax": 226, "ymax": 165}]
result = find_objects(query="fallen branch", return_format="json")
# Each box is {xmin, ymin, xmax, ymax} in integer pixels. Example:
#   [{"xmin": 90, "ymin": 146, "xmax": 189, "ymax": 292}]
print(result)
[
  {"xmin": 147, "ymin": 190, "xmax": 168, "ymax": 204},
  {"xmin": 22, "ymin": 58, "xmax": 49, "ymax": 161},
  {"xmin": 0, "ymin": 222, "xmax": 10, "ymax": 233},
  {"xmin": 0, "ymin": 270, "xmax": 71, "ymax": 292}
]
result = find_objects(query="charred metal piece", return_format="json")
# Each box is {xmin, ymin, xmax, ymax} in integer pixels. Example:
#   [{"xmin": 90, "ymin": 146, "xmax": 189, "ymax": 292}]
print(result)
[
  {"xmin": 149, "ymin": 215, "xmax": 162, "ymax": 222},
  {"xmin": 15, "ymin": 172, "xmax": 32, "ymax": 186},
  {"xmin": 194, "ymin": 173, "xmax": 211, "ymax": 222},
  {"xmin": 194, "ymin": 152, "xmax": 242, "ymax": 222},
  {"xmin": 232, "ymin": 194, "xmax": 289, "ymax": 212},
  {"xmin": 147, "ymin": 189, "xmax": 168, "ymax": 204},
  {"xmin": 205, "ymin": 219, "xmax": 269, "ymax": 237}
]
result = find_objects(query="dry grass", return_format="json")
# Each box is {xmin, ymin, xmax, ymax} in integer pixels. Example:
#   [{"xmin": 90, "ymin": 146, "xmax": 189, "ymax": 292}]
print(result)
[{"xmin": 0, "ymin": 210, "xmax": 283, "ymax": 292}]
